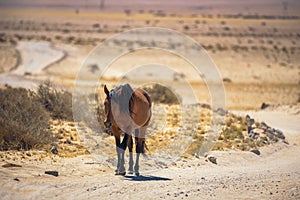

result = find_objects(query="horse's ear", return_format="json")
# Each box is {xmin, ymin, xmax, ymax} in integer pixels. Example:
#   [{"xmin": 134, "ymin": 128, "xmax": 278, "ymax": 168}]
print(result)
[{"xmin": 104, "ymin": 85, "xmax": 109, "ymax": 96}]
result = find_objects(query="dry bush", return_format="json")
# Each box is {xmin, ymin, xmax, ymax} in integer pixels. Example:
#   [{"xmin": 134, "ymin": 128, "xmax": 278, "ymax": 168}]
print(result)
[
  {"xmin": 95, "ymin": 98, "xmax": 106, "ymax": 132},
  {"xmin": 0, "ymin": 87, "xmax": 54, "ymax": 150},
  {"xmin": 143, "ymin": 84, "xmax": 181, "ymax": 105},
  {"xmin": 183, "ymin": 25, "xmax": 189, "ymax": 31},
  {"xmin": 72, "ymin": 93, "xmax": 106, "ymax": 132},
  {"xmin": 37, "ymin": 81, "xmax": 73, "ymax": 121}
]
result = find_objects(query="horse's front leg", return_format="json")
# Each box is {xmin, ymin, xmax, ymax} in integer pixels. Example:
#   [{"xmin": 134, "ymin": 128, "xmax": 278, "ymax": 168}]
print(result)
[
  {"xmin": 118, "ymin": 133, "xmax": 129, "ymax": 175},
  {"xmin": 115, "ymin": 135, "xmax": 121, "ymax": 174},
  {"xmin": 127, "ymin": 135, "xmax": 134, "ymax": 174},
  {"xmin": 113, "ymin": 126, "xmax": 121, "ymax": 175}
]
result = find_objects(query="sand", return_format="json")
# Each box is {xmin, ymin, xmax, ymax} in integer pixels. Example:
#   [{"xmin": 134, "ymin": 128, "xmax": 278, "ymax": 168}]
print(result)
[{"xmin": 1, "ymin": 108, "xmax": 299, "ymax": 199}]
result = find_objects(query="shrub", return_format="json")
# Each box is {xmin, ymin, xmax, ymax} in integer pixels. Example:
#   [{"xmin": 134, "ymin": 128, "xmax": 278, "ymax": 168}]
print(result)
[
  {"xmin": 0, "ymin": 87, "xmax": 53, "ymax": 150},
  {"xmin": 92, "ymin": 23, "xmax": 100, "ymax": 28},
  {"xmin": 37, "ymin": 81, "xmax": 73, "ymax": 121},
  {"xmin": 72, "ymin": 93, "xmax": 106, "ymax": 132},
  {"xmin": 143, "ymin": 84, "xmax": 181, "ymax": 105},
  {"xmin": 183, "ymin": 25, "xmax": 189, "ymax": 31}
]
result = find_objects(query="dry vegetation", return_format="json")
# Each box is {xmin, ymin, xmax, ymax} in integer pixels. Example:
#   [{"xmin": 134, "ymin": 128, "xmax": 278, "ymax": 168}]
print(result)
[
  {"xmin": 0, "ymin": 80, "xmax": 287, "ymax": 157},
  {"xmin": 0, "ymin": 4, "xmax": 298, "ymax": 157},
  {"xmin": 0, "ymin": 82, "xmax": 74, "ymax": 151},
  {"xmin": 145, "ymin": 103, "xmax": 287, "ymax": 157},
  {"xmin": 0, "ymin": 8, "xmax": 299, "ymax": 109},
  {"xmin": 143, "ymin": 84, "xmax": 181, "ymax": 105},
  {"xmin": 37, "ymin": 81, "xmax": 73, "ymax": 121},
  {"xmin": 0, "ymin": 86, "xmax": 52, "ymax": 150}
]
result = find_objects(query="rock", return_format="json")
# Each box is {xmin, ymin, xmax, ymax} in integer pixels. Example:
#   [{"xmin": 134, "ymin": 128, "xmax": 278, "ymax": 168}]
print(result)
[
  {"xmin": 223, "ymin": 77, "xmax": 232, "ymax": 83},
  {"xmin": 50, "ymin": 146, "xmax": 58, "ymax": 154},
  {"xmin": 200, "ymin": 103, "xmax": 211, "ymax": 109},
  {"xmin": 283, "ymin": 140, "xmax": 289, "ymax": 145},
  {"xmin": 248, "ymin": 130, "xmax": 259, "ymax": 139},
  {"xmin": 45, "ymin": 171, "xmax": 59, "ymax": 177},
  {"xmin": 266, "ymin": 132, "xmax": 275, "ymax": 141},
  {"xmin": 246, "ymin": 115, "xmax": 255, "ymax": 125},
  {"xmin": 261, "ymin": 102, "xmax": 270, "ymax": 109},
  {"xmin": 275, "ymin": 129, "xmax": 285, "ymax": 139},
  {"xmin": 214, "ymin": 108, "xmax": 228, "ymax": 116},
  {"xmin": 2, "ymin": 163, "xmax": 22, "ymax": 168},
  {"xmin": 247, "ymin": 125, "xmax": 253, "ymax": 134},
  {"xmin": 260, "ymin": 122, "xmax": 269, "ymax": 129},
  {"xmin": 13, "ymin": 178, "xmax": 20, "ymax": 182},
  {"xmin": 250, "ymin": 149, "xmax": 260, "ymax": 155},
  {"xmin": 207, "ymin": 156, "xmax": 217, "ymax": 165}
]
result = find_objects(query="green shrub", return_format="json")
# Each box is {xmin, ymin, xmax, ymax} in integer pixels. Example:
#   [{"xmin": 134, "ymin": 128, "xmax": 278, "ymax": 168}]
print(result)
[{"xmin": 0, "ymin": 87, "xmax": 53, "ymax": 150}]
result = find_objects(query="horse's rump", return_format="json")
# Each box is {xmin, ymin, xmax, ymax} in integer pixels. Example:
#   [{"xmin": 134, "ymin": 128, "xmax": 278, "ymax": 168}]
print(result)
[{"xmin": 111, "ymin": 84, "xmax": 151, "ymax": 128}]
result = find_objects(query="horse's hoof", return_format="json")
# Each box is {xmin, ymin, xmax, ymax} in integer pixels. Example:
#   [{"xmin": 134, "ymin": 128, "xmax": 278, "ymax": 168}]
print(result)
[
  {"xmin": 128, "ymin": 170, "xmax": 134, "ymax": 174},
  {"xmin": 115, "ymin": 170, "xmax": 126, "ymax": 176},
  {"xmin": 119, "ymin": 171, "xmax": 126, "ymax": 176},
  {"xmin": 135, "ymin": 172, "xmax": 140, "ymax": 176}
]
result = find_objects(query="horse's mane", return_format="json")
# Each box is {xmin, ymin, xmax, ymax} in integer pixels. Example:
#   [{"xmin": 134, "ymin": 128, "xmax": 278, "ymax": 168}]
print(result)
[{"xmin": 110, "ymin": 84, "xmax": 134, "ymax": 115}]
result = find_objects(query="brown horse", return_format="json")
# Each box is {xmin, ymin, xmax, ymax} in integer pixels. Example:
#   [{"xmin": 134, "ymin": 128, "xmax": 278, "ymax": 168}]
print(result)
[{"xmin": 103, "ymin": 84, "xmax": 152, "ymax": 176}]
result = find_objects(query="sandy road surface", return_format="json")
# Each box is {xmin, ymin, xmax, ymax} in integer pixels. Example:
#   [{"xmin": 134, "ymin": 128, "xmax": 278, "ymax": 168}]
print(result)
[
  {"xmin": 0, "ymin": 41, "xmax": 65, "ymax": 89},
  {"xmin": 1, "ymin": 110, "xmax": 299, "ymax": 199}
]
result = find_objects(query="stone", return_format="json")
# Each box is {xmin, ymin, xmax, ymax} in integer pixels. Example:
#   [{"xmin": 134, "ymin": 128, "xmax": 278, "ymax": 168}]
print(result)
[
  {"xmin": 260, "ymin": 122, "xmax": 269, "ymax": 129},
  {"xmin": 45, "ymin": 171, "xmax": 59, "ymax": 177},
  {"xmin": 261, "ymin": 102, "xmax": 270, "ymax": 109},
  {"xmin": 246, "ymin": 115, "xmax": 255, "ymax": 125},
  {"xmin": 249, "ymin": 130, "xmax": 259, "ymax": 139},
  {"xmin": 208, "ymin": 156, "xmax": 217, "ymax": 165},
  {"xmin": 2, "ymin": 163, "xmax": 22, "ymax": 168},
  {"xmin": 50, "ymin": 145, "xmax": 58, "ymax": 154},
  {"xmin": 250, "ymin": 149, "xmax": 260, "ymax": 155},
  {"xmin": 247, "ymin": 125, "xmax": 253, "ymax": 134},
  {"xmin": 275, "ymin": 129, "xmax": 285, "ymax": 139},
  {"xmin": 214, "ymin": 108, "xmax": 228, "ymax": 116}
]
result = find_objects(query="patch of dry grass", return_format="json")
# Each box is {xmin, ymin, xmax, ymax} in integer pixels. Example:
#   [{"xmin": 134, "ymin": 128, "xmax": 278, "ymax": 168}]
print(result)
[{"xmin": 0, "ymin": 86, "xmax": 54, "ymax": 150}]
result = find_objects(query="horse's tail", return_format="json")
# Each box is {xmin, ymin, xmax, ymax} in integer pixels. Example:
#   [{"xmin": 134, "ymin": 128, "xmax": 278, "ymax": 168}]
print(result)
[
  {"xmin": 134, "ymin": 129, "xmax": 149, "ymax": 155},
  {"xmin": 144, "ymin": 141, "xmax": 149, "ymax": 153}
]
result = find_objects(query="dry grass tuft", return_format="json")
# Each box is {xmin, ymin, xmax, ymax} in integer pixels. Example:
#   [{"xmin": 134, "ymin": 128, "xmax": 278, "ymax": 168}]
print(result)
[
  {"xmin": 0, "ymin": 86, "xmax": 54, "ymax": 150},
  {"xmin": 37, "ymin": 81, "xmax": 73, "ymax": 121},
  {"xmin": 143, "ymin": 84, "xmax": 181, "ymax": 105}
]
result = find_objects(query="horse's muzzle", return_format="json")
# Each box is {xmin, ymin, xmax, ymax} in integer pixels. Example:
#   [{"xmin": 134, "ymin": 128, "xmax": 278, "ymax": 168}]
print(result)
[
  {"xmin": 104, "ymin": 121, "xmax": 112, "ymax": 128},
  {"xmin": 104, "ymin": 121, "xmax": 113, "ymax": 135}
]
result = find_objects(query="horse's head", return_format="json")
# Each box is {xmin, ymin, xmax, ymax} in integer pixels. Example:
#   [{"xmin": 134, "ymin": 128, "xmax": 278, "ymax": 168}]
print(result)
[{"xmin": 103, "ymin": 85, "xmax": 113, "ymax": 132}]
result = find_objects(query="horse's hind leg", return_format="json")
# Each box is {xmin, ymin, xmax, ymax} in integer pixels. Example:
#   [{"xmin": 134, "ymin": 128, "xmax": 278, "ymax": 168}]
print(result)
[
  {"xmin": 127, "ymin": 135, "xmax": 134, "ymax": 174},
  {"xmin": 134, "ymin": 127, "xmax": 146, "ymax": 176}
]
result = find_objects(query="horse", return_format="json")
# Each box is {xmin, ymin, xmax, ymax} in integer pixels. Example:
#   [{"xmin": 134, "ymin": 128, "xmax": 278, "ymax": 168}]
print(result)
[{"xmin": 103, "ymin": 84, "xmax": 152, "ymax": 176}]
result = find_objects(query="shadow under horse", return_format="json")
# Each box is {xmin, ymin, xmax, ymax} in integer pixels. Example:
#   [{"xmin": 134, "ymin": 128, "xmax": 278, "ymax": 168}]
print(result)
[{"xmin": 103, "ymin": 84, "xmax": 152, "ymax": 176}]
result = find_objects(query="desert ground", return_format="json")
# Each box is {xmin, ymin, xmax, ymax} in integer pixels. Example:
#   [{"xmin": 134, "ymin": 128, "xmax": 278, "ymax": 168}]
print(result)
[{"xmin": 0, "ymin": 0, "xmax": 300, "ymax": 199}]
